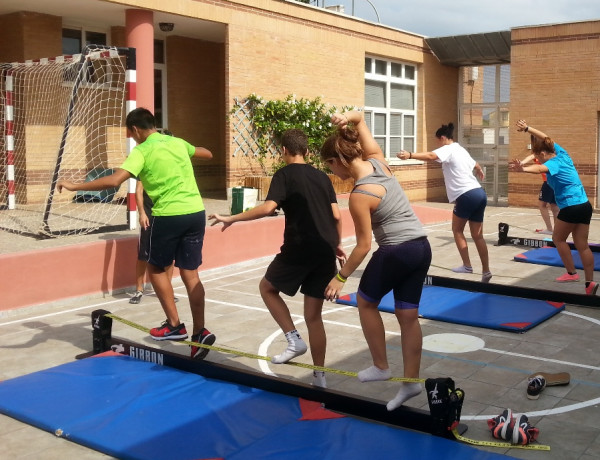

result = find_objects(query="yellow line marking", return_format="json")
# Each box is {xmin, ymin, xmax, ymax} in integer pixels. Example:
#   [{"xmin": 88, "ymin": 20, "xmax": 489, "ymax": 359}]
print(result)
[{"xmin": 452, "ymin": 429, "xmax": 551, "ymax": 451}]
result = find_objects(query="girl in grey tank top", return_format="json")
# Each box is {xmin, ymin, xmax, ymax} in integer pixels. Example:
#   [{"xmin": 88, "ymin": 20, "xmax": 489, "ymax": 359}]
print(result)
[
  {"xmin": 353, "ymin": 158, "xmax": 426, "ymax": 246},
  {"xmin": 321, "ymin": 110, "xmax": 431, "ymax": 412}
]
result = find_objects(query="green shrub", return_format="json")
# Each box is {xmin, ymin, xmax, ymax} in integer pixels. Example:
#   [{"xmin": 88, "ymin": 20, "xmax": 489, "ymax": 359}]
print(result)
[{"xmin": 232, "ymin": 93, "xmax": 353, "ymax": 175}]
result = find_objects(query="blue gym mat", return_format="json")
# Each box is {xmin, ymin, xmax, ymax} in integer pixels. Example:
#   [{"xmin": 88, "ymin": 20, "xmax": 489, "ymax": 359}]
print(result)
[
  {"xmin": 0, "ymin": 354, "xmax": 511, "ymax": 460},
  {"xmin": 337, "ymin": 285, "xmax": 565, "ymax": 332},
  {"xmin": 514, "ymin": 246, "xmax": 600, "ymax": 271}
]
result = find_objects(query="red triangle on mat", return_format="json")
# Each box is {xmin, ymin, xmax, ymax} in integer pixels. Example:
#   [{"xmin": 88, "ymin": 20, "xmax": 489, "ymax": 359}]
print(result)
[
  {"xmin": 299, "ymin": 398, "xmax": 346, "ymax": 421},
  {"xmin": 501, "ymin": 322, "xmax": 531, "ymax": 329},
  {"xmin": 90, "ymin": 351, "xmax": 123, "ymax": 358}
]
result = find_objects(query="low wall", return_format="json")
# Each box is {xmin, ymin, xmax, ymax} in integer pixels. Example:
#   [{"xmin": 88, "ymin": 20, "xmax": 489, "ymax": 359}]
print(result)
[{"xmin": 0, "ymin": 204, "xmax": 451, "ymax": 311}]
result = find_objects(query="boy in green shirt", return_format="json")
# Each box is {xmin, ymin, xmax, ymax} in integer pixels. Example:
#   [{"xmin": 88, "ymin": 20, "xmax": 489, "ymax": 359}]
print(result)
[{"xmin": 58, "ymin": 108, "xmax": 215, "ymax": 359}]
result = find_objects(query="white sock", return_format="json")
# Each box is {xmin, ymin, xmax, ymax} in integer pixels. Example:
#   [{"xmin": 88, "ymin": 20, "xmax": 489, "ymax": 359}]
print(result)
[
  {"xmin": 357, "ymin": 365, "xmax": 391, "ymax": 382},
  {"xmin": 271, "ymin": 330, "xmax": 307, "ymax": 364},
  {"xmin": 452, "ymin": 265, "xmax": 473, "ymax": 273},
  {"xmin": 386, "ymin": 383, "xmax": 422, "ymax": 411},
  {"xmin": 482, "ymin": 271, "xmax": 492, "ymax": 283},
  {"xmin": 312, "ymin": 371, "xmax": 327, "ymax": 388}
]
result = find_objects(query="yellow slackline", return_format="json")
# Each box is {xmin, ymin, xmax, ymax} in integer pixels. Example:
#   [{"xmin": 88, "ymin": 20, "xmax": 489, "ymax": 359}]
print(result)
[
  {"xmin": 106, "ymin": 313, "xmax": 551, "ymax": 451},
  {"xmin": 452, "ymin": 429, "xmax": 550, "ymax": 451},
  {"xmin": 105, "ymin": 313, "xmax": 422, "ymax": 382}
]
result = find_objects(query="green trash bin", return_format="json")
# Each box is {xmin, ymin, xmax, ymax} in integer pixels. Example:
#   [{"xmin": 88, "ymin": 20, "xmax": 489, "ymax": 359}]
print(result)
[
  {"xmin": 231, "ymin": 187, "xmax": 258, "ymax": 215},
  {"xmin": 73, "ymin": 167, "xmax": 119, "ymax": 203}
]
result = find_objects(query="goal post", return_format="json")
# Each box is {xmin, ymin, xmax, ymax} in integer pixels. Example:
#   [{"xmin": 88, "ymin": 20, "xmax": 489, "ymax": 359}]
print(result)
[{"xmin": 0, "ymin": 45, "xmax": 137, "ymax": 238}]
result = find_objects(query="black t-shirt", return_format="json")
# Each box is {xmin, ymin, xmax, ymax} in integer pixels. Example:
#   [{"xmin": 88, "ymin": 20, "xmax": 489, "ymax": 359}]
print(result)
[
  {"xmin": 265, "ymin": 163, "xmax": 338, "ymax": 262},
  {"xmin": 142, "ymin": 190, "xmax": 153, "ymax": 217}
]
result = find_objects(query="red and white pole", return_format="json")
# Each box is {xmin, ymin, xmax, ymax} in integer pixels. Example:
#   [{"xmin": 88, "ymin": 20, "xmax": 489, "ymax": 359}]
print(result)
[
  {"xmin": 125, "ymin": 54, "xmax": 137, "ymax": 230},
  {"xmin": 4, "ymin": 69, "xmax": 15, "ymax": 209}
]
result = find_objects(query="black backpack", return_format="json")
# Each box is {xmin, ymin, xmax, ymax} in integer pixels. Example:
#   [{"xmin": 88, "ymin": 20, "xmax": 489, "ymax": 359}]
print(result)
[{"xmin": 425, "ymin": 377, "xmax": 465, "ymax": 437}]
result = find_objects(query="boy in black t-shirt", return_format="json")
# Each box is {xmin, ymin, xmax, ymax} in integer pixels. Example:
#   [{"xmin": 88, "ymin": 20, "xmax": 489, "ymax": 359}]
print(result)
[{"xmin": 209, "ymin": 129, "xmax": 346, "ymax": 387}]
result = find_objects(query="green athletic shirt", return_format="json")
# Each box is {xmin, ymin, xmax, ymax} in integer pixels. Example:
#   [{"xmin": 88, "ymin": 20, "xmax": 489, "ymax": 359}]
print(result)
[{"xmin": 120, "ymin": 132, "xmax": 204, "ymax": 216}]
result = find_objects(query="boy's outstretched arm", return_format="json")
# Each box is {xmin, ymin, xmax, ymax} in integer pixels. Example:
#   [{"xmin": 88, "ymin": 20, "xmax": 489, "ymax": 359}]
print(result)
[
  {"xmin": 208, "ymin": 200, "xmax": 278, "ymax": 231},
  {"xmin": 57, "ymin": 168, "xmax": 131, "ymax": 193}
]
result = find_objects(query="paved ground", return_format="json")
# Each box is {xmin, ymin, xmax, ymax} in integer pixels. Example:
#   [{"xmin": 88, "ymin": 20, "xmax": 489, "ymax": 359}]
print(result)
[{"xmin": 1, "ymin": 199, "xmax": 599, "ymax": 459}]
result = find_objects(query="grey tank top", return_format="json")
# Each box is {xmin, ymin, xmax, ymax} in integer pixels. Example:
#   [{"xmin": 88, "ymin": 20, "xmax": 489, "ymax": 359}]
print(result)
[{"xmin": 353, "ymin": 158, "xmax": 426, "ymax": 246}]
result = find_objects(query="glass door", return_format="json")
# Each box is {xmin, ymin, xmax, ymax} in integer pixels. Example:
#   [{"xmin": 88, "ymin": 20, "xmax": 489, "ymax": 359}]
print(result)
[{"xmin": 458, "ymin": 65, "xmax": 510, "ymax": 206}]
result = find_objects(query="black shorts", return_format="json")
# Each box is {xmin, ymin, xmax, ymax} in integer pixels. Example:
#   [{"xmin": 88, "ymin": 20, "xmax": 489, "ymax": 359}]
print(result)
[
  {"xmin": 264, "ymin": 253, "xmax": 337, "ymax": 299},
  {"xmin": 145, "ymin": 211, "xmax": 206, "ymax": 270},
  {"xmin": 557, "ymin": 201, "xmax": 593, "ymax": 225},
  {"xmin": 539, "ymin": 181, "xmax": 556, "ymax": 204},
  {"xmin": 358, "ymin": 237, "xmax": 432, "ymax": 309}
]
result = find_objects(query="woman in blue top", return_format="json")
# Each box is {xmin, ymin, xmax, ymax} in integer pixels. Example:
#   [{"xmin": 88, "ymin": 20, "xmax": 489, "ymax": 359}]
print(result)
[{"xmin": 510, "ymin": 119, "xmax": 597, "ymax": 296}]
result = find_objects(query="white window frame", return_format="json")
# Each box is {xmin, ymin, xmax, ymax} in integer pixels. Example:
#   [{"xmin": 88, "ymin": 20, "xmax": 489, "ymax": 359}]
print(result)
[
  {"xmin": 61, "ymin": 26, "xmax": 112, "ymax": 87},
  {"xmin": 154, "ymin": 39, "xmax": 168, "ymax": 130},
  {"xmin": 364, "ymin": 57, "xmax": 417, "ymax": 165}
]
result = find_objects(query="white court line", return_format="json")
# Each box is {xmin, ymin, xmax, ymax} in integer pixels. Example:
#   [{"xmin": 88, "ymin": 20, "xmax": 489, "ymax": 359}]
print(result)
[
  {"xmin": 207, "ymin": 298, "xmax": 395, "ymax": 334},
  {"xmin": 482, "ymin": 347, "xmax": 600, "ymax": 371},
  {"xmin": 0, "ymin": 263, "xmax": 270, "ymax": 328},
  {"xmin": 0, "ymin": 297, "xmax": 127, "ymax": 327},
  {"xmin": 463, "ymin": 397, "xmax": 600, "ymax": 421},
  {"xmin": 562, "ymin": 310, "xmax": 600, "ymax": 326},
  {"xmin": 477, "ymin": 311, "xmax": 600, "ymax": 372},
  {"xmin": 257, "ymin": 305, "xmax": 356, "ymax": 376}
]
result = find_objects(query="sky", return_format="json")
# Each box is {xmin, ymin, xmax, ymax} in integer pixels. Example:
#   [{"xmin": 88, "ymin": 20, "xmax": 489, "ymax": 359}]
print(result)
[{"xmin": 316, "ymin": 0, "xmax": 600, "ymax": 37}]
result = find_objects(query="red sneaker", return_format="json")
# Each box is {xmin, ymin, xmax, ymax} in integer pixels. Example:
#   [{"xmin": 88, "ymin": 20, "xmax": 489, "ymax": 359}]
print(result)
[
  {"xmin": 555, "ymin": 272, "xmax": 579, "ymax": 283},
  {"xmin": 149, "ymin": 320, "xmax": 188, "ymax": 341},
  {"xmin": 487, "ymin": 408, "xmax": 514, "ymax": 440},
  {"xmin": 512, "ymin": 414, "xmax": 539, "ymax": 445},
  {"xmin": 190, "ymin": 328, "xmax": 216, "ymax": 360},
  {"xmin": 585, "ymin": 281, "xmax": 599, "ymax": 296}
]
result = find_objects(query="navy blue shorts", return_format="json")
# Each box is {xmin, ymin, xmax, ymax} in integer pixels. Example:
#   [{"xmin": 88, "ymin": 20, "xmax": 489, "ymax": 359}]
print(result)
[
  {"xmin": 357, "ymin": 237, "xmax": 432, "ymax": 309},
  {"xmin": 453, "ymin": 187, "xmax": 487, "ymax": 222},
  {"xmin": 145, "ymin": 211, "xmax": 206, "ymax": 270},
  {"xmin": 539, "ymin": 181, "xmax": 556, "ymax": 204},
  {"xmin": 557, "ymin": 201, "xmax": 593, "ymax": 225},
  {"xmin": 265, "ymin": 253, "xmax": 337, "ymax": 299}
]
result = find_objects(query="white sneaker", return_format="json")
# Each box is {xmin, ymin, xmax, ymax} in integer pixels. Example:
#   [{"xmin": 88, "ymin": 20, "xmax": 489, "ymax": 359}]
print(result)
[{"xmin": 452, "ymin": 265, "xmax": 473, "ymax": 274}]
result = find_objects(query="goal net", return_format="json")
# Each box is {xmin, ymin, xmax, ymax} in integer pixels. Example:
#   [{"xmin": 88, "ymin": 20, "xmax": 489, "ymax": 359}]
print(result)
[{"xmin": 0, "ymin": 45, "xmax": 135, "ymax": 238}]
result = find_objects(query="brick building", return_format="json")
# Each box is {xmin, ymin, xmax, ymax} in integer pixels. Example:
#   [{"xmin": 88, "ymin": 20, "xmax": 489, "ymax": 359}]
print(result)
[{"xmin": 0, "ymin": 0, "xmax": 597, "ymax": 213}]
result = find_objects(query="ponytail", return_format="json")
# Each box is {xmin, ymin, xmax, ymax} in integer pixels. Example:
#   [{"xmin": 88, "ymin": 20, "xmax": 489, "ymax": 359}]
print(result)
[{"xmin": 435, "ymin": 122, "xmax": 455, "ymax": 140}]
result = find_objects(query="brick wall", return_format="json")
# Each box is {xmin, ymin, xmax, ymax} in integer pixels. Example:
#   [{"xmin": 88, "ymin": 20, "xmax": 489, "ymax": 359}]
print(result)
[
  {"xmin": 167, "ymin": 36, "xmax": 226, "ymax": 194},
  {"xmin": 0, "ymin": 12, "xmax": 61, "ymax": 62},
  {"xmin": 0, "ymin": 2, "xmax": 484, "ymax": 205},
  {"xmin": 510, "ymin": 21, "xmax": 600, "ymax": 208},
  {"xmin": 221, "ymin": 1, "xmax": 455, "ymax": 201}
]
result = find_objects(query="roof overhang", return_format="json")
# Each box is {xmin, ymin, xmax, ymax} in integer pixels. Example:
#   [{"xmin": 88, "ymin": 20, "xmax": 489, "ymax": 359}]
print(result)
[{"xmin": 425, "ymin": 30, "xmax": 511, "ymax": 67}]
